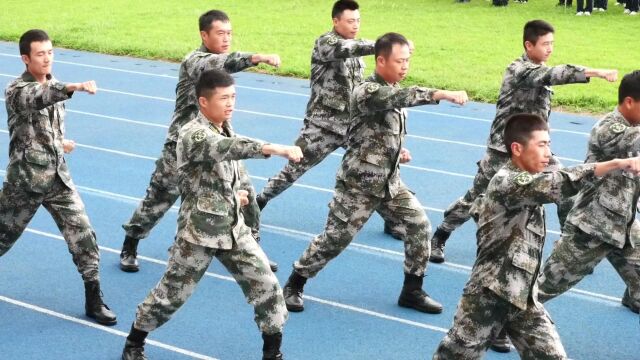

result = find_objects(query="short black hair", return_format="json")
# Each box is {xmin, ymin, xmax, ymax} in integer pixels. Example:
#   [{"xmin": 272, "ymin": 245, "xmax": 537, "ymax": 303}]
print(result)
[
  {"xmin": 619, "ymin": 71, "xmax": 640, "ymax": 104},
  {"xmin": 332, "ymin": 0, "xmax": 359, "ymax": 18},
  {"xmin": 504, "ymin": 113, "xmax": 549, "ymax": 155},
  {"xmin": 19, "ymin": 29, "xmax": 50, "ymax": 56},
  {"xmin": 199, "ymin": 10, "xmax": 230, "ymax": 32},
  {"xmin": 523, "ymin": 20, "xmax": 554, "ymax": 49},
  {"xmin": 374, "ymin": 32, "xmax": 409, "ymax": 59},
  {"xmin": 196, "ymin": 69, "xmax": 235, "ymax": 99}
]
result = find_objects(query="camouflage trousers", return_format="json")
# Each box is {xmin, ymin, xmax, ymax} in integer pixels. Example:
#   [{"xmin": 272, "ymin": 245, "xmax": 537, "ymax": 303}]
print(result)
[
  {"xmin": 123, "ymin": 140, "xmax": 180, "ymax": 240},
  {"xmin": 0, "ymin": 177, "xmax": 100, "ymax": 282},
  {"xmin": 433, "ymin": 287, "xmax": 566, "ymax": 360},
  {"xmin": 294, "ymin": 180, "xmax": 431, "ymax": 278},
  {"xmin": 259, "ymin": 120, "xmax": 346, "ymax": 202},
  {"xmin": 134, "ymin": 234, "xmax": 288, "ymax": 334},
  {"xmin": 538, "ymin": 223, "xmax": 640, "ymax": 304},
  {"xmin": 438, "ymin": 148, "xmax": 571, "ymax": 233}
]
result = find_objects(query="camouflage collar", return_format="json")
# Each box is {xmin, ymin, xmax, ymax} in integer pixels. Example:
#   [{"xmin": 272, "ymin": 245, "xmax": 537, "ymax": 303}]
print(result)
[
  {"xmin": 506, "ymin": 160, "xmax": 525, "ymax": 173},
  {"xmin": 198, "ymin": 44, "xmax": 218, "ymax": 54},
  {"xmin": 613, "ymin": 107, "xmax": 633, "ymax": 127},
  {"xmin": 329, "ymin": 29, "xmax": 346, "ymax": 40},
  {"xmin": 369, "ymin": 72, "xmax": 394, "ymax": 87},
  {"xmin": 21, "ymin": 71, "xmax": 52, "ymax": 82},
  {"xmin": 521, "ymin": 53, "xmax": 532, "ymax": 64},
  {"xmin": 195, "ymin": 111, "xmax": 232, "ymax": 135}
]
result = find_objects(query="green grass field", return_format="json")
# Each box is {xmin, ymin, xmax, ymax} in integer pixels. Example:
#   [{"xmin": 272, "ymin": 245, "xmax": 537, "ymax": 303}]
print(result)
[{"xmin": 0, "ymin": 0, "xmax": 636, "ymax": 114}]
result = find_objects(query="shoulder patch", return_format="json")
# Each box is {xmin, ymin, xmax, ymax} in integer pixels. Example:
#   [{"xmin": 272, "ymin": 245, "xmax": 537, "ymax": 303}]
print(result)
[
  {"xmin": 513, "ymin": 171, "xmax": 533, "ymax": 186},
  {"xmin": 610, "ymin": 123, "xmax": 627, "ymax": 134},
  {"xmin": 327, "ymin": 35, "xmax": 338, "ymax": 46},
  {"xmin": 191, "ymin": 129, "xmax": 206, "ymax": 143},
  {"xmin": 366, "ymin": 83, "xmax": 380, "ymax": 94}
]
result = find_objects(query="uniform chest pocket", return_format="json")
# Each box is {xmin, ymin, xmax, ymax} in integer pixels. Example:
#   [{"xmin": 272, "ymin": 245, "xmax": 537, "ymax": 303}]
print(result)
[
  {"xmin": 24, "ymin": 149, "xmax": 50, "ymax": 166},
  {"xmin": 512, "ymin": 251, "xmax": 538, "ymax": 274},
  {"xmin": 196, "ymin": 196, "xmax": 228, "ymax": 216},
  {"xmin": 598, "ymin": 192, "xmax": 627, "ymax": 216}
]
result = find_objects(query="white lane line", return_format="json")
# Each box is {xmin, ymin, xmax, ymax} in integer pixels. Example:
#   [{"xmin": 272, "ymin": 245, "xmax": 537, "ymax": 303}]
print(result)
[
  {"xmin": 0, "ymin": 292, "xmax": 218, "ymax": 360},
  {"xmin": 0, "ymin": 70, "xmax": 594, "ymax": 137},
  {"xmin": 23, "ymin": 227, "xmax": 449, "ymax": 335}
]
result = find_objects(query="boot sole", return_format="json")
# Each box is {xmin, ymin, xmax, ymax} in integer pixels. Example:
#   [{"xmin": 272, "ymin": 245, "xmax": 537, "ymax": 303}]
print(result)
[
  {"xmin": 285, "ymin": 303, "xmax": 304, "ymax": 312},
  {"xmin": 120, "ymin": 263, "xmax": 140, "ymax": 273},
  {"xmin": 86, "ymin": 312, "xmax": 117, "ymax": 326},
  {"xmin": 490, "ymin": 345, "xmax": 512, "ymax": 353},
  {"xmin": 397, "ymin": 299, "xmax": 443, "ymax": 314},
  {"xmin": 429, "ymin": 256, "xmax": 445, "ymax": 264}
]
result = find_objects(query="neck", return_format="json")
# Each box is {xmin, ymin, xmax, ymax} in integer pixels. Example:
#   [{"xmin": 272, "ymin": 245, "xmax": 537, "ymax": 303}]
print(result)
[
  {"xmin": 525, "ymin": 52, "xmax": 543, "ymax": 65},
  {"xmin": 374, "ymin": 70, "xmax": 394, "ymax": 85},
  {"xmin": 511, "ymin": 157, "xmax": 529, "ymax": 173},
  {"xmin": 618, "ymin": 105, "xmax": 638, "ymax": 125},
  {"xmin": 29, "ymin": 70, "xmax": 47, "ymax": 84}
]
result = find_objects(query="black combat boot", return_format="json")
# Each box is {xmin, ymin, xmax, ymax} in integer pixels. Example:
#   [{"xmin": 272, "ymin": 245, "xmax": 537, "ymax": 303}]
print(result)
[
  {"xmin": 622, "ymin": 288, "xmax": 640, "ymax": 313},
  {"xmin": 122, "ymin": 324, "xmax": 148, "ymax": 360},
  {"xmin": 262, "ymin": 332, "xmax": 284, "ymax": 360},
  {"xmin": 398, "ymin": 274, "xmax": 443, "ymax": 314},
  {"xmin": 383, "ymin": 222, "xmax": 403, "ymax": 240},
  {"xmin": 429, "ymin": 228, "xmax": 451, "ymax": 264},
  {"xmin": 269, "ymin": 260, "xmax": 279, "ymax": 272},
  {"xmin": 282, "ymin": 271, "xmax": 307, "ymax": 312},
  {"xmin": 490, "ymin": 328, "xmax": 511, "ymax": 353},
  {"xmin": 120, "ymin": 236, "xmax": 140, "ymax": 272},
  {"xmin": 85, "ymin": 281, "xmax": 117, "ymax": 325},
  {"xmin": 256, "ymin": 194, "xmax": 268, "ymax": 211}
]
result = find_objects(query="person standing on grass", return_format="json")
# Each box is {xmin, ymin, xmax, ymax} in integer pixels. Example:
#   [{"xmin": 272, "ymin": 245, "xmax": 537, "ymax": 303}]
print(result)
[
  {"xmin": 1, "ymin": 29, "xmax": 116, "ymax": 326},
  {"xmin": 119, "ymin": 9, "xmax": 282, "ymax": 273},
  {"xmin": 594, "ymin": 0, "xmax": 608, "ymax": 11},
  {"xmin": 432, "ymin": 113, "xmax": 640, "ymax": 360},
  {"xmin": 623, "ymin": 0, "xmax": 639, "ymax": 14},
  {"xmin": 121, "ymin": 69, "xmax": 302, "ymax": 360},
  {"xmin": 576, "ymin": 0, "xmax": 594, "ymax": 15},
  {"xmin": 537, "ymin": 71, "xmax": 640, "ymax": 315},
  {"xmin": 256, "ymin": 0, "xmax": 407, "ymax": 238},
  {"xmin": 280, "ymin": 32, "xmax": 469, "ymax": 315}
]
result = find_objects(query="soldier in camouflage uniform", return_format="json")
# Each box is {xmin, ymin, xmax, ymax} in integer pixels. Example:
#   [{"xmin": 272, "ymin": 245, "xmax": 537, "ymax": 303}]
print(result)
[
  {"xmin": 1, "ymin": 29, "xmax": 116, "ymax": 325},
  {"xmin": 120, "ymin": 9, "xmax": 281, "ymax": 272},
  {"xmin": 538, "ymin": 71, "xmax": 640, "ymax": 314},
  {"xmin": 281, "ymin": 33, "xmax": 468, "ymax": 315},
  {"xmin": 430, "ymin": 19, "xmax": 618, "ymax": 267},
  {"xmin": 433, "ymin": 113, "xmax": 640, "ymax": 360},
  {"xmin": 122, "ymin": 70, "xmax": 302, "ymax": 360},
  {"xmin": 256, "ymin": 0, "xmax": 392, "ymax": 225}
]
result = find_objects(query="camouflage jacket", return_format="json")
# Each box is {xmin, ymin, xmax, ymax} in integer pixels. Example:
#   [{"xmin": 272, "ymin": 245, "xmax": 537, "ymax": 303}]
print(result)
[
  {"xmin": 488, "ymin": 54, "xmax": 589, "ymax": 153},
  {"xmin": 305, "ymin": 30, "xmax": 375, "ymax": 136},
  {"xmin": 176, "ymin": 112, "xmax": 267, "ymax": 249},
  {"xmin": 339, "ymin": 73, "xmax": 439, "ymax": 198},
  {"xmin": 4, "ymin": 72, "xmax": 74, "ymax": 193},
  {"xmin": 567, "ymin": 109, "xmax": 640, "ymax": 248},
  {"xmin": 468, "ymin": 161, "xmax": 595, "ymax": 310},
  {"xmin": 166, "ymin": 45, "xmax": 255, "ymax": 143}
]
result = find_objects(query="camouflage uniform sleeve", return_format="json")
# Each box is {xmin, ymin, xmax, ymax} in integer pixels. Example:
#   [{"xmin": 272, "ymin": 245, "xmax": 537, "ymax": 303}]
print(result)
[
  {"xmin": 592, "ymin": 119, "xmax": 640, "ymax": 156},
  {"xmin": 180, "ymin": 128, "xmax": 267, "ymax": 164},
  {"xmin": 354, "ymin": 83, "xmax": 439, "ymax": 114},
  {"xmin": 5, "ymin": 80, "xmax": 70, "ymax": 113},
  {"xmin": 187, "ymin": 51, "xmax": 255, "ymax": 80},
  {"xmin": 316, "ymin": 35, "xmax": 375, "ymax": 62},
  {"xmin": 506, "ymin": 164, "xmax": 595, "ymax": 206},
  {"xmin": 238, "ymin": 161, "xmax": 261, "ymax": 238},
  {"xmin": 514, "ymin": 62, "xmax": 589, "ymax": 88}
]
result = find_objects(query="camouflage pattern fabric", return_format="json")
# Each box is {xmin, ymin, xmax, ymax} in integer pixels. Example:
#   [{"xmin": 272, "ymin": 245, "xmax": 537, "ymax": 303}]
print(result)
[
  {"xmin": 259, "ymin": 31, "xmax": 373, "ymax": 202},
  {"xmin": 123, "ymin": 46, "xmax": 255, "ymax": 240},
  {"xmin": 438, "ymin": 54, "xmax": 587, "ymax": 233},
  {"xmin": 133, "ymin": 112, "xmax": 286, "ymax": 334},
  {"xmin": 433, "ymin": 161, "xmax": 594, "ymax": 359},
  {"xmin": 538, "ymin": 109, "xmax": 640, "ymax": 304},
  {"xmin": 133, "ymin": 236, "xmax": 287, "ymax": 334},
  {"xmin": 1, "ymin": 72, "xmax": 100, "ymax": 282},
  {"xmin": 292, "ymin": 73, "xmax": 443, "ymax": 277},
  {"xmin": 433, "ymin": 287, "xmax": 566, "ymax": 360}
]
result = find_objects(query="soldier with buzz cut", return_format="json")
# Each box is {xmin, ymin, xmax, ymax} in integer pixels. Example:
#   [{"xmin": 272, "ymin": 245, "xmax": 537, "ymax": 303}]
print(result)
[
  {"xmin": 120, "ymin": 9, "xmax": 282, "ymax": 273},
  {"xmin": 281, "ymin": 32, "xmax": 469, "ymax": 315},
  {"xmin": 433, "ymin": 113, "xmax": 640, "ymax": 360},
  {"xmin": 537, "ymin": 70, "xmax": 640, "ymax": 314},
  {"xmin": 257, "ymin": 0, "xmax": 408, "ymax": 238},
  {"xmin": 429, "ymin": 19, "xmax": 618, "ymax": 266},
  {"xmin": 1, "ymin": 29, "xmax": 116, "ymax": 326},
  {"xmin": 121, "ymin": 69, "xmax": 302, "ymax": 360}
]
